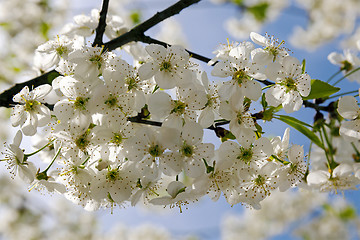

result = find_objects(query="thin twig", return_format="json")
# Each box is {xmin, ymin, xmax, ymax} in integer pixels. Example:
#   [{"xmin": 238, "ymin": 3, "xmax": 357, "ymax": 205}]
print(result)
[{"xmin": 92, "ymin": 0, "xmax": 110, "ymax": 47}]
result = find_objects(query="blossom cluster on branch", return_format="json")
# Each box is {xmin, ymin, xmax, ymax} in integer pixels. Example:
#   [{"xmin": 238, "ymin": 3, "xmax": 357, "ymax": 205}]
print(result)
[{"xmin": 1, "ymin": 0, "xmax": 360, "ymax": 213}]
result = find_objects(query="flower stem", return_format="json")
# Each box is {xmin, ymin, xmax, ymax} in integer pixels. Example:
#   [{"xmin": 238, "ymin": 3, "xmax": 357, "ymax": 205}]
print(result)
[
  {"xmin": 25, "ymin": 139, "xmax": 55, "ymax": 157},
  {"xmin": 43, "ymin": 146, "xmax": 62, "ymax": 173},
  {"xmin": 326, "ymin": 69, "xmax": 342, "ymax": 83},
  {"xmin": 326, "ymin": 90, "xmax": 359, "ymax": 100},
  {"xmin": 333, "ymin": 67, "xmax": 360, "ymax": 86}
]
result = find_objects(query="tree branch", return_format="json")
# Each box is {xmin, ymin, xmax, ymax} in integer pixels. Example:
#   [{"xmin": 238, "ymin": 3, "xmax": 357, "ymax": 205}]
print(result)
[
  {"xmin": 103, "ymin": 0, "xmax": 201, "ymax": 51},
  {"xmin": 92, "ymin": 0, "xmax": 110, "ymax": 47}
]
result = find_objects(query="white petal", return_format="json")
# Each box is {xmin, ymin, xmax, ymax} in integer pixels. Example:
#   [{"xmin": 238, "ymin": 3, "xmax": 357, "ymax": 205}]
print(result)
[
  {"xmin": 32, "ymin": 84, "xmax": 52, "ymax": 100},
  {"xmin": 282, "ymin": 91, "xmax": 302, "ymax": 113},
  {"xmin": 240, "ymin": 79, "xmax": 262, "ymax": 101},
  {"xmin": 296, "ymin": 74, "xmax": 311, "ymax": 97},
  {"xmin": 198, "ymin": 108, "xmax": 215, "ymax": 128},
  {"xmin": 145, "ymin": 44, "xmax": 167, "ymax": 62},
  {"xmin": 154, "ymin": 71, "xmax": 177, "ymax": 89},
  {"xmin": 148, "ymin": 91, "xmax": 172, "ymax": 119},
  {"xmin": 307, "ymin": 170, "xmax": 329, "ymax": 186},
  {"xmin": 138, "ymin": 62, "xmax": 159, "ymax": 80},
  {"xmin": 182, "ymin": 121, "xmax": 203, "ymax": 145},
  {"xmin": 10, "ymin": 105, "xmax": 26, "ymax": 127},
  {"xmin": 166, "ymin": 181, "xmax": 185, "ymax": 198},
  {"xmin": 21, "ymin": 112, "xmax": 38, "ymax": 136},
  {"xmin": 250, "ymin": 32, "xmax": 267, "ymax": 46},
  {"xmin": 288, "ymin": 145, "xmax": 304, "ymax": 163},
  {"xmin": 328, "ymin": 52, "xmax": 344, "ymax": 66},
  {"xmin": 184, "ymin": 158, "xmax": 206, "ymax": 178},
  {"xmin": 338, "ymin": 96, "xmax": 360, "ymax": 119},
  {"xmin": 340, "ymin": 119, "xmax": 360, "ymax": 141}
]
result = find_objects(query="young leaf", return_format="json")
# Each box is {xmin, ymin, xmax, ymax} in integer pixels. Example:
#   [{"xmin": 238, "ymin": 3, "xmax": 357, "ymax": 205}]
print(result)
[
  {"xmin": 301, "ymin": 59, "xmax": 306, "ymax": 74},
  {"xmin": 303, "ymin": 79, "xmax": 340, "ymax": 100},
  {"xmin": 276, "ymin": 115, "xmax": 324, "ymax": 149}
]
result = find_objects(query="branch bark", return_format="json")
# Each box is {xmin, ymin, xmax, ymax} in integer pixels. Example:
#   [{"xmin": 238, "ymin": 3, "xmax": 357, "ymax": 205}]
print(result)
[{"xmin": 92, "ymin": 0, "xmax": 110, "ymax": 47}]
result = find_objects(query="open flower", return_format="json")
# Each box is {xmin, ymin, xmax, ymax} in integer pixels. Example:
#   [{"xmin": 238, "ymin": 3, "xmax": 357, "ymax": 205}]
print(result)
[
  {"xmin": 1, "ymin": 130, "xmax": 36, "ymax": 182},
  {"xmin": 265, "ymin": 56, "xmax": 311, "ymax": 113},
  {"xmin": 11, "ymin": 84, "xmax": 52, "ymax": 136},
  {"xmin": 138, "ymin": 44, "xmax": 192, "ymax": 89}
]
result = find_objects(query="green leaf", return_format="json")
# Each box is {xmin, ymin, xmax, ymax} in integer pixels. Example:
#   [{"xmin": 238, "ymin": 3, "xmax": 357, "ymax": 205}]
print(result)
[
  {"xmin": 276, "ymin": 115, "xmax": 324, "ymax": 149},
  {"xmin": 261, "ymin": 93, "xmax": 267, "ymax": 108},
  {"xmin": 247, "ymin": 3, "xmax": 269, "ymax": 22},
  {"xmin": 301, "ymin": 59, "xmax": 306, "ymax": 74},
  {"xmin": 231, "ymin": 0, "xmax": 244, "ymax": 6},
  {"xmin": 221, "ymin": 131, "xmax": 236, "ymax": 142},
  {"xmin": 303, "ymin": 79, "xmax": 340, "ymax": 100}
]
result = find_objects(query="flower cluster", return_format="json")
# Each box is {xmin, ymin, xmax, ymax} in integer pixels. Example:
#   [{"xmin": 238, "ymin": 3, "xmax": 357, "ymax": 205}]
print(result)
[{"xmin": 2, "ymin": 8, "xmax": 360, "ymax": 212}]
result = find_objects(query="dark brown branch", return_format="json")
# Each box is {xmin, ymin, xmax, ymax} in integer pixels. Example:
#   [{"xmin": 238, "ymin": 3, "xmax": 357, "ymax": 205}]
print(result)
[
  {"xmin": 127, "ymin": 117, "xmax": 162, "ymax": 127},
  {"xmin": 103, "ymin": 0, "xmax": 201, "ymax": 51},
  {"xmin": 92, "ymin": 0, "xmax": 110, "ymax": 47},
  {"xmin": 0, "ymin": 70, "xmax": 60, "ymax": 108}
]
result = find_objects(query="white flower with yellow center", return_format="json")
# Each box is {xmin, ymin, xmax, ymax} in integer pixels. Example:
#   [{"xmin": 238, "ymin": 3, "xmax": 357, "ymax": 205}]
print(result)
[
  {"xmin": 11, "ymin": 84, "xmax": 52, "ymax": 136},
  {"xmin": 212, "ymin": 41, "xmax": 266, "ymax": 101},
  {"xmin": 138, "ymin": 44, "xmax": 192, "ymax": 89},
  {"xmin": 265, "ymin": 56, "xmax": 311, "ymax": 113}
]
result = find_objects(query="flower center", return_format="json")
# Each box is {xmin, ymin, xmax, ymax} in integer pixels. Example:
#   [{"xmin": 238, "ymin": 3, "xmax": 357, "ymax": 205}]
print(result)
[
  {"xmin": 75, "ymin": 133, "xmax": 90, "ymax": 151},
  {"xmin": 106, "ymin": 168, "xmax": 121, "ymax": 182},
  {"xmin": 340, "ymin": 60, "xmax": 353, "ymax": 72},
  {"xmin": 160, "ymin": 61, "xmax": 172, "ymax": 72},
  {"xmin": 232, "ymin": 69, "xmax": 248, "ymax": 85},
  {"xmin": 56, "ymin": 45, "xmax": 67, "ymax": 56},
  {"xmin": 89, "ymin": 54, "xmax": 103, "ymax": 69},
  {"xmin": 237, "ymin": 148, "xmax": 253, "ymax": 163},
  {"xmin": 104, "ymin": 94, "xmax": 118, "ymax": 108},
  {"xmin": 149, "ymin": 144, "xmax": 163, "ymax": 157},
  {"xmin": 74, "ymin": 96, "xmax": 89, "ymax": 110},
  {"xmin": 181, "ymin": 143, "xmax": 194, "ymax": 157},
  {"xmin": 111, "ymin": 133, "xmax": 123, "ymax": 145},
  {"xmin": 171, "ymin": 100, "xmax": 187, "ymax": 115},
  {"xmin": 282, "ymin": 77, "xmax": 297, "ymax": 92},
  {"xmin": 125, "ymin": 77, "xmax": 138, "ymax": 91},
  {"xmin": 254, "ymin": 174, "xmax": 265, "ymax": 186},
  {"xmin": 24, "ymin": 100, "xmax": 40, "ymax": 112}
]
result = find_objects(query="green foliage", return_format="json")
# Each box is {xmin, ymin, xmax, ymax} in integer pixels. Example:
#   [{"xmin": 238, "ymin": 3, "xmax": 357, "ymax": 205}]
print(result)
[
  {"xmin": 303, "ymin": 79, "xmax": 340, "ymax": 100},
  {"xmin": 301, "ymin": 59, "xmax": 306, "ymax": 74},
  {"xmin": 276, "ymin": 115, "xmax": 324, "ymax": 149},
  {"xmin": 223, "ymin": 130, "xmax": 236, "ymax": 142},
  {"xmin": 247, "ymin": 3, "xmax": 269, "ymax": 22},
  {"xmin": 40, "ymin": 21, "xmax": 51, "ymax": 40}
]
